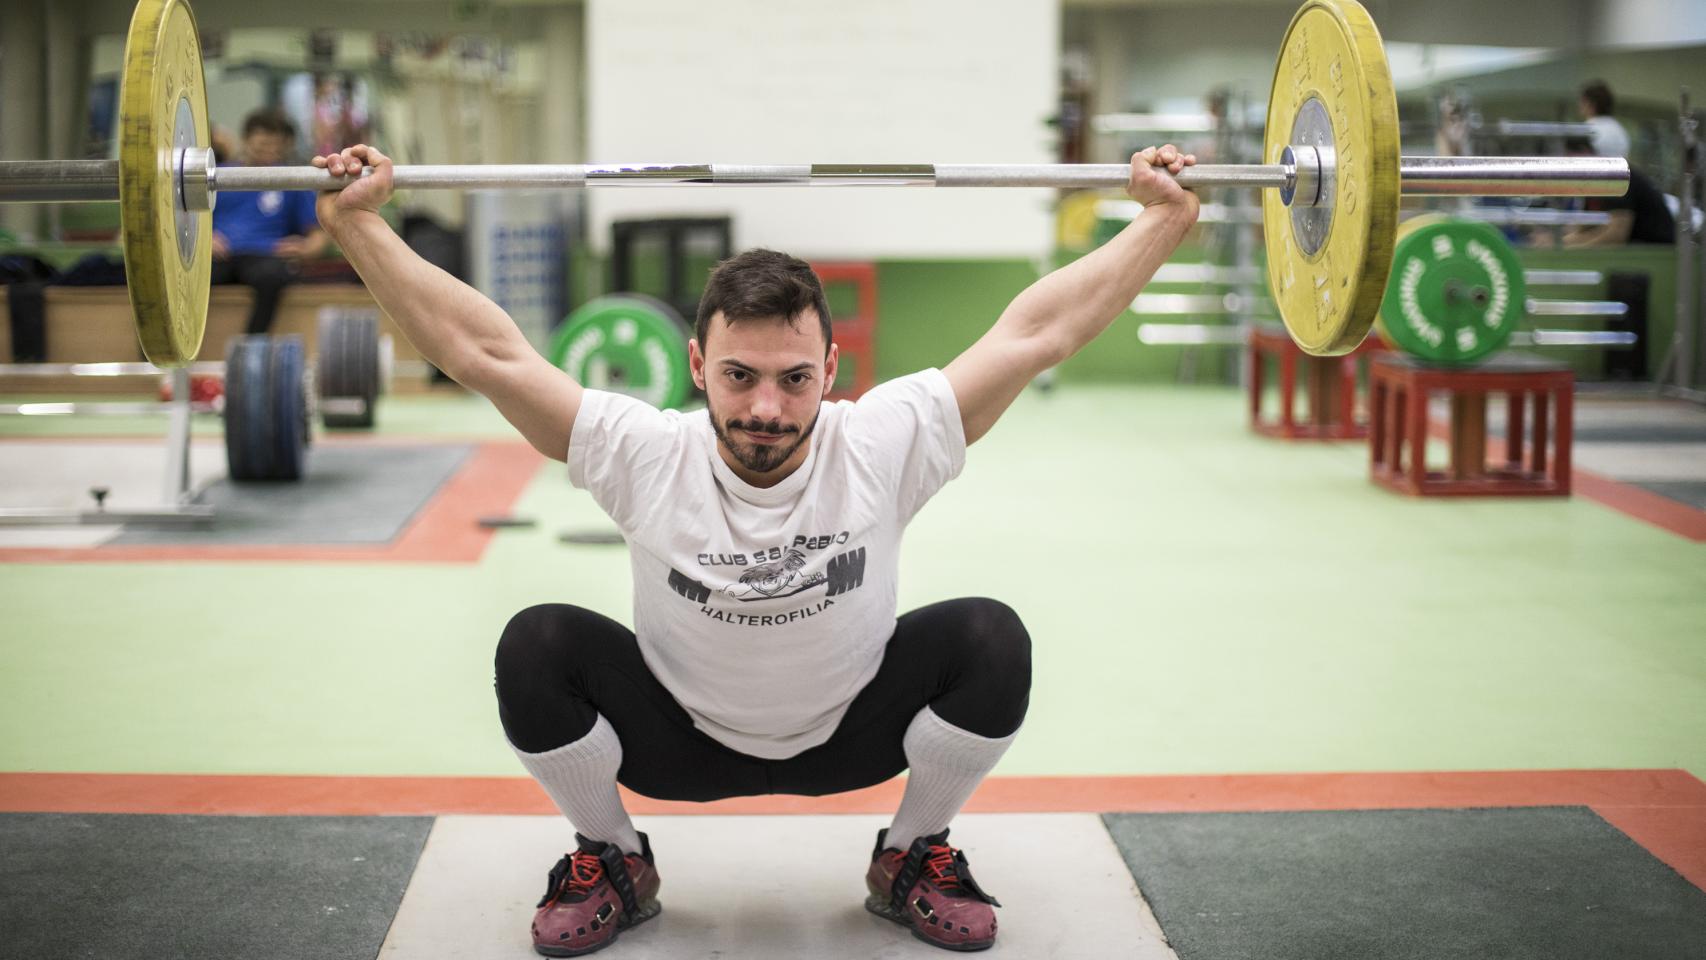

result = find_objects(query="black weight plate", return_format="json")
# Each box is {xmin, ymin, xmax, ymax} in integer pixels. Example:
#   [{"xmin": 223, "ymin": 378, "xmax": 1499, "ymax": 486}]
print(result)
[
  {"xmin": 319, "ymin": 312, "xmax": 379, "ymax": 429},
  {"xmin": 268, "ymin": 334, "xmax": 307, "ymax": 480},
  {"xmin": 222, "ymin": 336, "xmax": 272, "ymax": 481}
]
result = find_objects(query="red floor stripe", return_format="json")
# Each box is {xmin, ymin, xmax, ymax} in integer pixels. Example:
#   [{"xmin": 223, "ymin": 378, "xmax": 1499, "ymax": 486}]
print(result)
[
  {"xmin": 0, "ymin": 441, "xmax": 545, "ymax": 564},
  {"xmin": 1574, "ymin": 468, "xmax": 1706, "ymax": 542},
  {"xmin": 3, "ymin": 770, "xmax": 1702, "ymax": 890},
  {"xmin": 1406, "ymin": 418, "xmax": 1705, "ymax": 541}
]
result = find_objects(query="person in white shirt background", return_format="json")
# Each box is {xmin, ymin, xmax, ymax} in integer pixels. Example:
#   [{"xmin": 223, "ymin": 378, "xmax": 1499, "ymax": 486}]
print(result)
[{"xmin": 1579, "ymin": 79, "xmax": 1631, "ymax": 159}]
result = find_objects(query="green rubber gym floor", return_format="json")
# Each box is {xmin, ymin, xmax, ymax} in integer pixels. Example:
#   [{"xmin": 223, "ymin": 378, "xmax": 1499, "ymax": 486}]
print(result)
[{"xmin": 3, "ymin": 384, "xmax": 1702, "ymax": 781}]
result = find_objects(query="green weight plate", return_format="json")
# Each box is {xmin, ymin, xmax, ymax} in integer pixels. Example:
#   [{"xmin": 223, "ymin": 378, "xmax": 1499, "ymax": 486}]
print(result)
[
  {"xmin": 1377, "ymin": 217, "xmax": 1525, "ymax": 365},
  {"xmin": 548, "ymin": 294, "xmax": 692, "ymax": 410}
]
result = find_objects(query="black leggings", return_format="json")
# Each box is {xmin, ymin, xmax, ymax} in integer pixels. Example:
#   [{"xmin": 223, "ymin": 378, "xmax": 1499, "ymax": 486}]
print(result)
[
  {"xmin": 494, "ymin": 598, "xmax": 1031, "ymax": 802},
  {"xmin": 209, "ymin": 255, "xmax": 297, "ymax": 335}
]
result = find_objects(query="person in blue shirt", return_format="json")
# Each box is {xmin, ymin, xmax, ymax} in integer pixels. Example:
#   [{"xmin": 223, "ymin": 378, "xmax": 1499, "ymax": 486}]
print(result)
[{"xmin": 210, "ymin": 108, "xmax": 330, "ymax": 334}]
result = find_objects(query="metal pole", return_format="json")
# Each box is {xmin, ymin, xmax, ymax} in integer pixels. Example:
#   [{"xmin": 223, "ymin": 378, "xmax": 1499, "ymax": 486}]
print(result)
[
  {"xmin": 1663, "ymin": 88, "xmax": 1699, "ymax": 394},
  {"xmin": 1682, "ymin": 90, "xmax": 1701, "ymax": 392},
  {"xmin": 1394, "ymin": 156, "xmax": 1628, "ymax": 196},
  {"xmin": 0, "ymin": 159, "xmax": 120, "ymax": 202},
  {"xmin": 0, "ymin": 155, "xmax": 1634, "ymax": 202},
  {"xmin": 163, "ymin": 367, "xmax": 192, "ymax": 505},
  {"xmin": 216, "ymin": 156, "xmax": 1628, "ymax": 196}
]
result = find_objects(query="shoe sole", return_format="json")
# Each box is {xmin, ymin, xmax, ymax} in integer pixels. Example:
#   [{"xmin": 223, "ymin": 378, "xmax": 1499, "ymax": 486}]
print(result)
[
  {"xmin": 863, "ymin": 894, "xmax": 994, "ymax": 952},
  {"xmin": 533, "ymin": 899, "xmax": 662, "ymax": 958}
]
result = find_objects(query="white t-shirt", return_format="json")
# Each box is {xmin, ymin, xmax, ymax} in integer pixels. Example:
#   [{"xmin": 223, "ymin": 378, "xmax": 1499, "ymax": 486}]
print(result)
[
  {"xmin": 1586, "ymin": 116, "xmax": 1630, "ymax": 158},
  {"xmin": 568, "ymin": 369, "xmax": 966, "ymax": 760}
]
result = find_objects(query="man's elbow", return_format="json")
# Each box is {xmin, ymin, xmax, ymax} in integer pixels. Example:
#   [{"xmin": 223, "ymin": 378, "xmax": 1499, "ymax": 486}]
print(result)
[
  {"xmin": 444, "ymin": 330, "xmax": 527, "ymax": 387},
  {"xmin": 438, "ymin": 346, "xmax": 499, "ymax": 393},
  {"xmin": 1029, "ymin": 331, "xmax": 1076, "ymax": 370}
]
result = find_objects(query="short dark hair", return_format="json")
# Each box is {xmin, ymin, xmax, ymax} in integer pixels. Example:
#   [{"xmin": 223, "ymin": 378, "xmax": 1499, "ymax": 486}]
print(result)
[
  {"xmin": 1580, "ymin": 80, "xmax": 1614, "ymax": 116},
  {"xmin": 242, "ymin": 107, "xmax": 297, "ymax": 140},
  {"xmin": 695, "ymin": 249, "xmax": 832, "ymax": 355}
]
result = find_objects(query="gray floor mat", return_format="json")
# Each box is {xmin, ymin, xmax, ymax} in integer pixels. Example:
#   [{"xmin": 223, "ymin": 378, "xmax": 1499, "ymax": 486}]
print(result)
[
  {"xmin": 0, "ymin": 813, "xmax": 432, "ymax": 960},
  {"xmin": 1633, "ymin": 481, "xmax": 1706, "ymax": 510},
  {"xmin": 111, "ymin": 443, "xmax": 471, "ymax": 545},
  {"xmin": 1574, "ymin": 424, "xmax": 1706, "ymax": 443},
  {"xmin": 1103, "ymin": 807, "xmax": 1706, "ymax": 960}
]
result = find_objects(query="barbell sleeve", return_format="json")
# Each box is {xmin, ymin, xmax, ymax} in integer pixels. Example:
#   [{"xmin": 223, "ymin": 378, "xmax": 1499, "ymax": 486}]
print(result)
[
  {"xmin": 0, "ymin": 160, "xmax": 122, "ymax": 203},
  {"xmin": 1395, "ymin": 156, "xmax": 1630, "ymax": 197}
]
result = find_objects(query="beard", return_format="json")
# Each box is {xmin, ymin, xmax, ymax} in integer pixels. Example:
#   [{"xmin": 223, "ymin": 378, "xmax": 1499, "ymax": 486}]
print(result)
[{"xmin": 709, "ymin": 404, "xmax": 821, "ymax": 475}]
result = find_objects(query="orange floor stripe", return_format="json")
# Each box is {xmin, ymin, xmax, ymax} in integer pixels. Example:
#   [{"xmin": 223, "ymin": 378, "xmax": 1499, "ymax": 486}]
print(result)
[
  {"xmin": 0, "ymin": 441, "xmax": 545, "ymax": 564},
  {"xmin": 1412, "ymin": 417, "xmax": 1706, "ymax": 542},
  {"xmin": 1591, "ymin": 804, "xmax": 1706, "ymax": 892},
  {"xmin": 4, "ymin": 770, "xmax": 1702, "ymax": 890},
  {"xmin": 1574, "ymin": 468, "xmax": 1706, "ymax": 542}
]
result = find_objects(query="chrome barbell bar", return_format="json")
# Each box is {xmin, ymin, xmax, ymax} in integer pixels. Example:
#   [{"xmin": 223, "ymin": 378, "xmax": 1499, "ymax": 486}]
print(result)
[{"xmin": 0, "ymin": 153, "xmax": 1631, "ymax": 206}]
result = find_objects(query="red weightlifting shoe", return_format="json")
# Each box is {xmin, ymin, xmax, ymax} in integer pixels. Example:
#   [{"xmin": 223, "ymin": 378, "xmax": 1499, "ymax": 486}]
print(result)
[
  {"xmin": 532, "ymin": 833, "xmax": 662, "ymax": 957},
  {"xmin": 865, "ymin": 828, "xmax": 1001, "ymax": 952}
]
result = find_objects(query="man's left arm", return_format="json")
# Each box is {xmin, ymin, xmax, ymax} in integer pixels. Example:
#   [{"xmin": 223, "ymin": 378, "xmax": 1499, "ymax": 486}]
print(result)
[{"xmin": 943, "ymin": 145, "xmax": 1199, "ymax": 445}]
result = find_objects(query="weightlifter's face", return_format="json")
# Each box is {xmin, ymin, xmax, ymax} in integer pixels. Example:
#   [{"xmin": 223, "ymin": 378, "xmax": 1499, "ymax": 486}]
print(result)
[{"xmin": 691, "ymin": 312, "xmax": 838, "ymax": 486}]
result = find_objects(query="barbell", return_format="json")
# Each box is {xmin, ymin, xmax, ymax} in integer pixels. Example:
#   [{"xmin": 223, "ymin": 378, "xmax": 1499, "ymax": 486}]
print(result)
[{"xmin": 0, "ymin": 0, "xmax": 1628, "ymax": 367}]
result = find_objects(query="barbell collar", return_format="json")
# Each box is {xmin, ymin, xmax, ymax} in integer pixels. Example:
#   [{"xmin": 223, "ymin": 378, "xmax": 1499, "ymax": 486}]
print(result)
[{"xmin": 180, "ymin": 147, "xmax": 214, "ymax": 212}]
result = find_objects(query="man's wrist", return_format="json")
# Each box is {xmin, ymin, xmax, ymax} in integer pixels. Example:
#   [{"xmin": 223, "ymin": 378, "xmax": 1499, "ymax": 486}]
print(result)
[
  {"xmin": 323, "ymin": 208, "xmax": 387, "ymax": 242},
  {"xmin": 1131, "ymin": 200, "xmax": 1197, "ymax": 242}
]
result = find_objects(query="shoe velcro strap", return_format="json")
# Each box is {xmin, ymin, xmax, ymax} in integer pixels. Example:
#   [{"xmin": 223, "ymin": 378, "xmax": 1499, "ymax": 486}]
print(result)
[
  {"xmin": 951, "ymin": 850, "xmax": 1001, "ymax": 907},
  {"xmin": 538, "ymin": 854, "xmax": 573, "ymax": 908},
  {"xmin": 597, "ymin": 844, "xmax": 640, "ymax": 915},
  {"xmin": 888, "ymin": 835, "xmax": 932, "ymax": 911}
]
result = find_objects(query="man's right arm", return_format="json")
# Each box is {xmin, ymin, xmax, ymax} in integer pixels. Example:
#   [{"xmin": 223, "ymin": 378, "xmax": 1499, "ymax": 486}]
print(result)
[{"xmin": 315, "ymin": 146, "xmax": 581, "ymax": 461}]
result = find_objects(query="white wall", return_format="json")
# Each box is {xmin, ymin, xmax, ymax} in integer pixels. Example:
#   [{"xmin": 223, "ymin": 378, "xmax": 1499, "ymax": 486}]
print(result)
[
  {"xmin": 1589, "ymin": 0, "xmax": 1706, "ymax": 47},
  {"xmin": 584, "ymin": 0, "xmax": 1059, "ymax": 259}
]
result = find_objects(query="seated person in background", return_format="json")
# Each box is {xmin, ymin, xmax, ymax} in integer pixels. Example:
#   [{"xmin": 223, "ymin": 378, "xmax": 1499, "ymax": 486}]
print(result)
[
  {"xmin": 1579, "ymin": 79, "xmax": 1630, "ymax": 159},
  {"xmin": 211, "ymin": 108, "xmax": 329, "ymax": 335},
  {"xmin": 1561, "ymin": 138, "xmax": 1675, "ymax": 247}
]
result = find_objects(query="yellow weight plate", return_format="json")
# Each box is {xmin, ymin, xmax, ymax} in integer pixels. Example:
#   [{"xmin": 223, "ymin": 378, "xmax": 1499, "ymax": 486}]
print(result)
[
  {"xmin": 1261, "ymin": 0, "xmax": 1400, "ymax": 356},
  {"xmin": 119, "ymin": 0, "xmax": 210, "ymax": 366},
  {"xmin": 1371, "ymin": 213, "xmax": 1443, "ymax": 348},
  {"xmin": 1055, "ymin": 190, "xmax": 1103, "ymax": 250}
]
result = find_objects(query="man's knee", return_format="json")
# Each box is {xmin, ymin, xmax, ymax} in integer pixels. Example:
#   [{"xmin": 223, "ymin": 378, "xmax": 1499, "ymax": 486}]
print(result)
[
  {"xmin": 494, "ymin": 604, "xmax": 608, "ymax": 752},
  {"xmin": 930, "ymin": 598, "xmax": 1031, "ymax": 738},
  {"xmin": 494, "ymin": 604, "xmax": 585, "ymax": 695},
  {"xmin": 955, "ymin": 597, "xmax": 1032, "ymax": 685}
]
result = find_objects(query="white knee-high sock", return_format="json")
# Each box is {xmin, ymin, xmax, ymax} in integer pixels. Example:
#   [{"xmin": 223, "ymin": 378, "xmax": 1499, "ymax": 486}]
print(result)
[
  {"xmin": 884, "ymin": 706, "xmax": 1018, "ymax": 852},
  {"xmin": 511, "ymin": 714, "xmax": 644, "ymax": 855}
]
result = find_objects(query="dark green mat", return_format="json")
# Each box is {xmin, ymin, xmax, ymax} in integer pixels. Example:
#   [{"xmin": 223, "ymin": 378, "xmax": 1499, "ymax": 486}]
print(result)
[
  {"xmin": 0, "ymin": 814, "xmax": 431, "ymax": 960},
  {"xmin": 1104, "ymin": 807, "xmax": 1706, "ymax": 960},
  {"xmin": 111, "ymin": 443, "xmax": 470, "ymax": 545},
  {"xmin": 1634, "ymin": 481, "xmax": 1706, "ymax": 511},
  {"xmin": 1574, "ymin": 424, "xmax": 1706, "ymax": 444}
]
